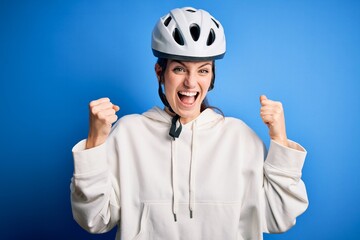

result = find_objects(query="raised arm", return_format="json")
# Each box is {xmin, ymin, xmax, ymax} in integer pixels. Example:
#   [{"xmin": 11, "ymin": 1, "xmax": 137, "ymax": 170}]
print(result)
[
  {"xmin": 259, "ymin": 95, "xmax": 308, "ymax": 232},
  {"xmin": 70, "ymin": 97, "xmax": 121, "ymax": 233}
]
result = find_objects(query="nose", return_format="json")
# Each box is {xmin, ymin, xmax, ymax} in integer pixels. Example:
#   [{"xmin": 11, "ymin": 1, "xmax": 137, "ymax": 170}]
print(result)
[{"xmin": 184, "ymin": 72, "xmax": 196, "ymax": 89}]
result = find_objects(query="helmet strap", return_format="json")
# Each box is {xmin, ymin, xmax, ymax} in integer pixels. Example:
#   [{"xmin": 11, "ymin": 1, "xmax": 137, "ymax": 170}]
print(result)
[
  {"xmin": 169, "ymin": 114, "xmax": 182, "ymax": 140},
  {"xmin": 158, "ymin": 79, "xmax": 173, "ymax": 113},
  {"xmin": 158, "ymin": 80, "xmax": 183, "ymax": 139}
]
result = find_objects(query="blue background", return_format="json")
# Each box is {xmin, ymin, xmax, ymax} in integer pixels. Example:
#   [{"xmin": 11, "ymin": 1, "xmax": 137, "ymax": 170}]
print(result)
[{"xmin": 1, "ymin": 0, "xmax": 359, "ymax": 239}]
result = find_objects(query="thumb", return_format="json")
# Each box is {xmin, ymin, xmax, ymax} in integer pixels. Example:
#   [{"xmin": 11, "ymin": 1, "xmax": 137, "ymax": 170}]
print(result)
[
  {"xmin": 113, "ymin": 104, "xmax": 120, "ymax": 112},
  {"xmin": 260, "ymin": 95, "xmax": 268, "ymax": 104}
]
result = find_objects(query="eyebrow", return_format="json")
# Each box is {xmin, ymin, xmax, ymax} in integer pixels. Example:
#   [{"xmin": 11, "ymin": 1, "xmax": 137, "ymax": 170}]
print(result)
[{"xmin": 171, "ymin": 60, "xmax": 213, "ymax": 69}]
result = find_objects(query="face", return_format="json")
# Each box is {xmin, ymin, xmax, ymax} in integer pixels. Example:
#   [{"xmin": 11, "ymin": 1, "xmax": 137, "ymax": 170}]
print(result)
[{"xmin": 156, "ymin": 60, "xmax": 213, "ymax": 124}]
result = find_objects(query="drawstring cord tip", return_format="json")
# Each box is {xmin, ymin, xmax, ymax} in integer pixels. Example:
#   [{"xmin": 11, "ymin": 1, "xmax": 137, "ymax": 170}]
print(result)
[
  {"xmin": 173, "ymin": 213, "xmax": 177, "ymax": 222},
  {"xmin": 190, "ymin": 210, "xmax": 193, "ymax": 219}
]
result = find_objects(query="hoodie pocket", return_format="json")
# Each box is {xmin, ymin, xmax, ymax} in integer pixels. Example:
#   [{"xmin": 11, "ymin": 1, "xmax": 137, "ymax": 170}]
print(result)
[
  {"xmin": 237, "ymin": 232, "xmax": 245, "ymax": 240},
  {"xmin": 133, "ymin": 202, "xmax": 243, "ymax": 240},
  {"xmin": 132, "ymin": 203, "xmax": 150, "ymax": 240}
]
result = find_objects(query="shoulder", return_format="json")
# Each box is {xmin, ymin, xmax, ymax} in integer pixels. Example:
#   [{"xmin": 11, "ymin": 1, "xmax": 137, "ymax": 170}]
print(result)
[
  {"xmin": 222, "ymin": 116, "xmax": 262, "ymax": 142},
  {"xmin": 223, "ymin": 116, "xmax": 251, "ymax": 131},
  {"xmin": 107, "ymin": 113, "xmax": 151, "ymax": 142},
  {"xmin": 119, "ymin": 113, "xmax": 143, "ymax": 123},
  {"xmin": 112, "ymin": 107, "xmax": 166, "ymax": 130},
  {"xmin": 113, "ymin": 113, "xmax": 146, "ymax": 129}
]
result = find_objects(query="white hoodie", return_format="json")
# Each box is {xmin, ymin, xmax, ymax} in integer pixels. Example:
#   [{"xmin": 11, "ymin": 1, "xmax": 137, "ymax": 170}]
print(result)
[{"xmin": 71, "ymin": 106, "xmax": 308, "ymax": 240}]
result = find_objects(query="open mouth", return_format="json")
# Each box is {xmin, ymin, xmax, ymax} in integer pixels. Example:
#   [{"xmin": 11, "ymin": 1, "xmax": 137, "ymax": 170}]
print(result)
[{"xmin": 178, "ymin": 91, "xmax": 199, "ymax": 105}]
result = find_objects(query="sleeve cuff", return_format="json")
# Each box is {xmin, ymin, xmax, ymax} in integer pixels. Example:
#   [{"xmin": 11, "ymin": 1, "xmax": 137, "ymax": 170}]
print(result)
[
  {"xmin": 265, "ymin": 140, "xmax": 307, "ymax": 173},
  {"xmin": 72, "ymin": 139, "xmax": 108, "ymax": 176}
]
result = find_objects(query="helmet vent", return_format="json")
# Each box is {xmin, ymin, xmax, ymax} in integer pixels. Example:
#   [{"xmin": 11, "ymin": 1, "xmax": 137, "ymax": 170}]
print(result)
[
  {"xmin": 189, "ymin": 24, "xmax": 200, "ymax": 41},
  {"xmin": 211, "ymin": 18, "xmax": 220, "ymax": 29},
  {"xmin": 207, "ymin": 28, "xmax": 216, "ymax": 46},
  {"xmin": 173, "ymin": 28, "xmax": 185, "ymax": 46},
  {"xmin": 164, "ymin": 16, "xmax": 172, "ymax": 27},
  {"xmin": 186, "ymin": 9, "xmax": 196, "ymax": 13}
]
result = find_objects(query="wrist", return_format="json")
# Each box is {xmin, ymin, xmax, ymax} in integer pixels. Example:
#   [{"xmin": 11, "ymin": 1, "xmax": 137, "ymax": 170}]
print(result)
[
  {"xmin": 86, "ymin": 134, "xmax": 107, "ymax": 149},
  {"xmin": 271, "ymin": 135, "xmax": 289, "ymax": 148}
]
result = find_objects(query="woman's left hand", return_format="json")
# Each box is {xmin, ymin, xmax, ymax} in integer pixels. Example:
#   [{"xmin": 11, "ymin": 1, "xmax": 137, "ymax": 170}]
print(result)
[{"xmin": 260, "ymin": 95, "xmax": 288, "ymax": 147}]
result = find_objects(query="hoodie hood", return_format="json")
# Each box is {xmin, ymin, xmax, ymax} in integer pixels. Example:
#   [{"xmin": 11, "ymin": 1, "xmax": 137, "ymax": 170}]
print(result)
[
  {"xmin": 142, "ymin": 106, "xmax": 223, "ymax": 130},
  {"xmin": 142, "ymin": 106, "xmax": 224, "ymax": 221}
]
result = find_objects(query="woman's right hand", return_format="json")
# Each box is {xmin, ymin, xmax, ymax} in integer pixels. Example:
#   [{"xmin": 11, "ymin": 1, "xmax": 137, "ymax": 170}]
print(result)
[{"xmin": 86, "ymin": 97, "xmax": 120, "ymax": 149}]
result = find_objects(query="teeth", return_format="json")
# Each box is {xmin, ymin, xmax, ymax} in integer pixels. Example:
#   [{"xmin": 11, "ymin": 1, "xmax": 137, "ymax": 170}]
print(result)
[{"xmin": 179, "ymin": 91, "xmax": 197, "ymax": 97}]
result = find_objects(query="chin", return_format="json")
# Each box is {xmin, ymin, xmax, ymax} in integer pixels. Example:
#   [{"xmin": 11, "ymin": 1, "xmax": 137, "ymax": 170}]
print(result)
[{"xmin": 176, "ymin": 108, "xmax": 201, "ymax": 123}]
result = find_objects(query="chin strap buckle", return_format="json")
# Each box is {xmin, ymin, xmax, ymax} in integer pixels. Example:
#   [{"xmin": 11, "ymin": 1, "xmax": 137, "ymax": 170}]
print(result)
[{"xmin": 169, "ymin": 115, "xmax": 182, "ymax": 140}]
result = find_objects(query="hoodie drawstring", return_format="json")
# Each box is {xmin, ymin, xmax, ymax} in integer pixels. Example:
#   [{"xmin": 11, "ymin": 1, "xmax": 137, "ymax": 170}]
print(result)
[
  {"xmin": 189, "ymin": 121, "xmax": 197, "ymax": 219},
  {"xmin": 171, "ymin": 139, "xmax": 179, "ymax": 222},
  {"xmin": 170, "ymin": 115, "xmax": 181, "ymax": 221},
  {"xmin": 171, "ymin": 120, "xmax": 197, "ymax": 222}
]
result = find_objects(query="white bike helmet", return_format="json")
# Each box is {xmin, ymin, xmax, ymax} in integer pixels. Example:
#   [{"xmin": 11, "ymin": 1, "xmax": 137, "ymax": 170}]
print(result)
[{"xmin": 152, "ymin": 7, "xmax": 226, "ymax": 61}]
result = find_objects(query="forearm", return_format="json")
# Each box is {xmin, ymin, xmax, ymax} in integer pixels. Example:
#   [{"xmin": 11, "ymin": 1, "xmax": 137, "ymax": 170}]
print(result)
[
  {"xmin": 262, "ymin": 140, "xmax": 308, "ymax": 233},
  {"xmin": 71, "ymin": 140, "xmax": 120, "ymax": 233}
]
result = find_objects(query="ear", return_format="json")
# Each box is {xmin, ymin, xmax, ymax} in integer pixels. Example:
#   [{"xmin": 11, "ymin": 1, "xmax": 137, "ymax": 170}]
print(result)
[{"xmin": 155, "ymin": 63, "xmax": 163, "ymax": 83}]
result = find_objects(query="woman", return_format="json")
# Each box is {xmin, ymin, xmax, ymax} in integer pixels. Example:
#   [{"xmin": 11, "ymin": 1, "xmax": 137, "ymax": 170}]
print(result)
[{"xmin": 71, "ymin": 7, "xmax": 308, "ymax": 240}]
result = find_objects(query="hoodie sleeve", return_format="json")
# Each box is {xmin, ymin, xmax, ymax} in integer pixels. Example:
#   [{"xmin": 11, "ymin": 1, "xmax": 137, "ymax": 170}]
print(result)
[
  {"xmin": 70, "ymin": 124, "xmax": 121, "ymax": 233},
  {"xmin": 262, "ymin": 139, "xmax": 308, "ymax": 233}
]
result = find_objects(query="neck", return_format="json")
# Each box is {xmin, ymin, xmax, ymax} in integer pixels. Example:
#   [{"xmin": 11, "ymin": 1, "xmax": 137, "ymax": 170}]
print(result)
[
  {"xmin": 164, "ymin": 107, "xmax": 200, "ymax": 125},
  {"xmin": 164, "ymin": 107, "xmax": 176, "ymax": 117}
]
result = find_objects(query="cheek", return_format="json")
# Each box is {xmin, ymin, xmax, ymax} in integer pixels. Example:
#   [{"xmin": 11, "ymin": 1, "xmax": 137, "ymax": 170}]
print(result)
[
  {"xmin": 163, "ymin": 78, "xmax": 177, "ymax": 98},
  {"xmin": 201, "ymin": 77, "xmax": 212, "ymax": 92}
]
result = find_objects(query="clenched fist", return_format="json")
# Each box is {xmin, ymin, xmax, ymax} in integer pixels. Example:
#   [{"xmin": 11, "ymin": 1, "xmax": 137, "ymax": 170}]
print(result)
[
  {"xmin": 86, "ymin": 97, "xmax": 120, "ymax": 149},
  {"xmin": 260, "ymin": 95, "xmax": 288, "ymax": 147}
]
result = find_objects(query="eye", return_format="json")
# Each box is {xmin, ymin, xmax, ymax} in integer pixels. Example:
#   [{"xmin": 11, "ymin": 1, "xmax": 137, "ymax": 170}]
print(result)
[
  {"xmin": 173, "ymin": 66, "xmax": 186, "ymax": 73},
  {"xmin": 199, "ymin": 69, "xmax": 210, "ymax": 75}
]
